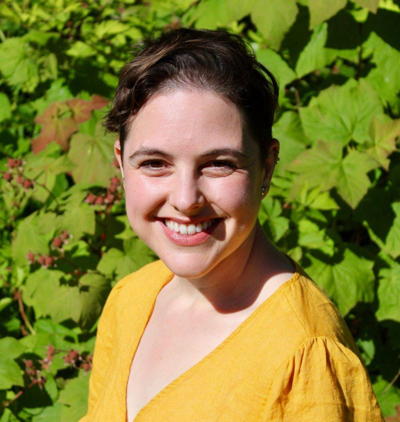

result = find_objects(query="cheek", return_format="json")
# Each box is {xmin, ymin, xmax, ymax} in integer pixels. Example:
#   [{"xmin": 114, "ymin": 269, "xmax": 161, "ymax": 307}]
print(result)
[{"xmin": 206, "ymin": 176, "xmax": 260, "ymax": 212}]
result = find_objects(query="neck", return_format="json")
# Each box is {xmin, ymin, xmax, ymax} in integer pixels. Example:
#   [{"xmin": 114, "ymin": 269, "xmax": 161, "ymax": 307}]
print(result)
[{"xmin": 170, "ymin": 224, "xmax": 292, "ymax": 313}]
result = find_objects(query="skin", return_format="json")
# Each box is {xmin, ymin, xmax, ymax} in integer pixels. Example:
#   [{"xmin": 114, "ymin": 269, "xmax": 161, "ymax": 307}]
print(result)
[
  {"xmin": 115, "ymin": 87, "xmax": 295, "ymax": 420},
  {"xmin": 114, "ymin": 87, "xmax": 292, "ymax": 311}
]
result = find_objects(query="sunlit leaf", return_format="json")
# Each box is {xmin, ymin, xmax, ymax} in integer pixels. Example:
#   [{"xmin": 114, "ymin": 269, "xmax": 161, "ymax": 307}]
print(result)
[
  {"xmin": 296, "ymin": 23, "xmax": 334, "ymax": 77},
  {"xmin": 376, "ymin": 263, "xmax": 400, "ymax": 322},
  {"xmin": 68, "ymin": 123, "xmax": 116, "ymax": 186},
  {"xmin": 59, "ymin": 372, "xmax": 89, "ymax": 422},
  {"xmin": 251, "ymin": 0, "xmax": 298, "ymax": 49},
  {"xmin": 299, "ymin": 79, "xmax": 383, "ymax": 145},
  {"xmin": 32, "ymin": 96, "xmax": 108, "ymax": 154},
  {"xmin": 0, "ymin": 93, "xmax": 12, "ymax": 122},
  {"xmin": 0, "ymin": 37, "xmax": 39, "ymax": 92},
  {"xmin": 365, "ymin": 115, "xmax": 400, "ymax": 169},
  {"xmin": 353, "ymin": 0, "xmax": 379, "ymax": 12},
  {"xmin": 308, "ymin": 0, "xmax": 347, "ymax": 28},
  {"xmin": 307, "ymin": 249, "xmax": 375, "ymax": 315},
  {"xmin": 256, "ymin": 49, "xmax": 297, "ymax": 91}
]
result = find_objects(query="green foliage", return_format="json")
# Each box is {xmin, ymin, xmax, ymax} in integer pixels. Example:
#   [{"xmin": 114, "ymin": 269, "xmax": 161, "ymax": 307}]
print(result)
[{"xmin": 0, "ymin": 0, "xmax": 399, "ymax": 420}]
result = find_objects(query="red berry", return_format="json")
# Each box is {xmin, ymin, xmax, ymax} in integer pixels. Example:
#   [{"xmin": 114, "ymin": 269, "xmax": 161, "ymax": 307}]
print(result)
[
  {"xmin": 44, "ymin": 256, "xmax": 54, "ymax": 267},
  {"xmin": 52, "ymin": 237, "xmax": 63, "ymax": 248},
  {"xmin": 3, "ymin": 172, "xmax": 12, "ymax": 181},
  {"xmin": 16, "ymin": 175, "xmax": 25, "ymax": 185},
  {"xmin": 60, "ymin": 231, "xmax": 69, "ymax": 241},
  {"xmin": 95, "ymin": 196, "xmax": 104, "ymax": 205},
  {"xmin": 37, "ymin": 255, "xmax": 46, "ymax": 266},
  {"xmin": 81, "ymin": 362, "xmax": 92, "ymax": 371},
  {"xmin": 100, "ymin": 233, "xmax": 106, "ymax": 241},
  {"xmin": 64, "ymin": 349, "xmax": 80, "ymax": 365},
  {"xmin": 104, "ymin": 193, "xmax": 115, "ymax": 204},
  {"xmin": 27, "ymin": 252, "xmax": 36, "ymax": 263},
  {"xmin": 23, "ymin": 179, "xmax": 34, "ymax": 189},
  {"xmin": 85, "ymin": 193, "xmax": 96, "ymax": 204},
  {"xmin": 24, "ymin": 359, "xmax": 34, "ymax": 368}
]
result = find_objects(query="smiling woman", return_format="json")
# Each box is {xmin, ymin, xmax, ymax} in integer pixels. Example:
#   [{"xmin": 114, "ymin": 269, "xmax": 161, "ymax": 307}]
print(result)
[{"xmin": 79, "ymin": 29, "xmax": 383, "ymax": 422}]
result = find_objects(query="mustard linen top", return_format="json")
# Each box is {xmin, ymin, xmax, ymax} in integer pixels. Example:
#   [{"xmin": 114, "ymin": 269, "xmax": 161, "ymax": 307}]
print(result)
[{"xmin": 80, "ymin": 260, "xmax": 383, "ymax": 422}]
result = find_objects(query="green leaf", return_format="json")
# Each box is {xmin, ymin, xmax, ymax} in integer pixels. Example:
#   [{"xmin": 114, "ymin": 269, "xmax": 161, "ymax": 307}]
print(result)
[
  {"xmin": 0, "ymin": 337, "xmax": 26, "ymax": 359},
  {"xmin": 97, "ymin": 247, "xmax": 136, "ymax": 279},
  {"xmin": 385, "ymin": 202, "xmax": 400, "ymax": 259},
  {"xmin": 376, "ymin": 262, "xmax": 400, "ymax": 322},
  {"xmin": 0, "ymin": 93, "xmax": 12, "ymax": 122},
  {"xmin": 32, "ymin": 403, "xmax": 62, "ymax": 422},
  {"xmin": 373, "ymin": 377, "xmax": 400, "ymax": 417},
  {"xmin": 68, "ymin": 123, "xmax": 116, "ymax": 186},
  {"xmin": 288, "ymin": 139, "xmax": 342, "ymax": 195},
  {"xmin": 306, "ymin": 248, "xmax": 375, "ymax": 315},
  {"xmin": 12, "ymin": 212, "xmax": 57, "ymax": 266},
  {"xmin": 0, "ymin": 341, "xmax": 24, "ymax": 388},
  {"xmin": 251, "ymin": 0, "xmax": 298, "ymax": 49},
  {"xmin": 273, "ymin": 111, "xmax": 309, "ymax": 170},
  {"xmin": 66, "ymin": 41, "xmax": 96, "ymax": 58},
  {"xmin": 299, "ymin": 79, "xmax": 383, "ymax": 145},
  {"xmin": 308, "ymin": 0, "xmax": 347, "ymax": 28},
  {"xmin": 93, "ymin": 21, "xmax": 130, "ymax": 39},
  {"xmin": 298, "ymin": 219, "xmax": 335, "ymax": 253},
  {"xmin": 364, "ymin": 33, "xmax": 400, "ymax": 106},
  {"xmin": 353, "ymin": 0, "xmax": 379, "ymax": 13},
  {"xmin": 189, "ymin": 0, "xmax": 253, "ymax": 28},
  {"xmin": 259, "ymin": 197, "xmax": 289, "ymax": 242},
  {"xmin": 78, "ymin": 273, "xmax": 110, "ymax": 330},
  {"xmin": 0, "ymin": 38, "xmax": 39, "ymax": 92},
  {"xmin": 296, "ymin": 23, "xmax": 335, "ymax": 78},
  {"xmin": 0, "ymin": 359, "xmax": 23, "ymax": 389},
  {"xmin": 335, "ymin": 150, "xmax": 376, "ymax": 208},
  {"xmin": 61, "ymin": 203, "xmax": 96, "ymax": 238},
  {"xmin": 59, "ymin": 372, "xmax": 89, "ymax": 422},
  {"xmin": 364, "ymin": 116, "xmax": 400, "ymax": 170},
  {"xmin": 23, "ymin": 269, "xmax": 80, "ymax": 323},
  {"xmin": 256, "ymin": 49, "xmax": 297, "ymax": 91}
]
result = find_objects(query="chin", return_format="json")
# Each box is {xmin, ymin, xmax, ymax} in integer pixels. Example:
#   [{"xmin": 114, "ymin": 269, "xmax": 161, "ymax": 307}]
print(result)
[{"xmin": 159, "ymin": 251, "xmax": 219, "ymax": 280}]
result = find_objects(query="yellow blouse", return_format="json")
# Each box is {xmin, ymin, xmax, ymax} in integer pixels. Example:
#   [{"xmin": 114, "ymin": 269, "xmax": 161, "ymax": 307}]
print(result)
[{"xmin": 80, "ymin": 260, "xmax": 383, "ymax": 422}]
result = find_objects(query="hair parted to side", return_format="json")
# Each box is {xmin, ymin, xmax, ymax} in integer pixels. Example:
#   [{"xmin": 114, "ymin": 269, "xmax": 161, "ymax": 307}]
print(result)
[{"xmin": 104, "ymin": 28, "xmax": 279, "ymax": 157}]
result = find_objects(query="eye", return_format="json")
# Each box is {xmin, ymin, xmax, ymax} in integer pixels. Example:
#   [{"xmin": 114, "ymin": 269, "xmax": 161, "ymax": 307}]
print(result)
[
  {"xmin": 201, "ymin": 160, "xmax": 237, "ymax": 176},
  {"xmin": 139, "ymin": 159, "xmax": 170, "ymax": 175}
]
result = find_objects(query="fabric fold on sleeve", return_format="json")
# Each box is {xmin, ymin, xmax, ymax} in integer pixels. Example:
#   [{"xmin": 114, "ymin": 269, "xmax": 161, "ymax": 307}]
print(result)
[{"xmin": 262, "ymin": 336, "xmax": 384, "ymax": 421}]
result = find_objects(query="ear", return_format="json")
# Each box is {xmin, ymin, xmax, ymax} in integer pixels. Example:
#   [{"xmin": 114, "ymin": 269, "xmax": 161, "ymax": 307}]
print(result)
[
  {"xmin": 261, "ymin": 138, "xmax": 279, "ymax": 195},
  {"xmin": 114, "ymin": 139, "xmax": 125, "ymax": 179}
]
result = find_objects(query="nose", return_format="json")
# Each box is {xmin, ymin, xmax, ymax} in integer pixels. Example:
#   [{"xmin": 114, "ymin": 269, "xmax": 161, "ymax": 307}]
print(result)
[{"xmin": 169, "ymin": 172, "xmax": 205, "ymax": 214}]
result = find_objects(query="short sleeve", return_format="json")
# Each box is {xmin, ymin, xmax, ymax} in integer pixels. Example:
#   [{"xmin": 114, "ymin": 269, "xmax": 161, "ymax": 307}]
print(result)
[{"xmin": 262, "ymin": 336, "xmax": 384, "ymax": 422}]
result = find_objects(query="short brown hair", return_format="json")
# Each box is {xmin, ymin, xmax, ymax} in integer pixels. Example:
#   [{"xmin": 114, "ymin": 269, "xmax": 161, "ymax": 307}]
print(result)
[{"xmin": 104, "ymin": 28, "xmax": 278, "ymax": 156}]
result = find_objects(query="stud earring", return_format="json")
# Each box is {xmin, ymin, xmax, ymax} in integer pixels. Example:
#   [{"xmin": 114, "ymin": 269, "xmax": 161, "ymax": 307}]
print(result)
[{"xmin": 261, "ymin": 184, "xmax": 267, "ymax": 196}]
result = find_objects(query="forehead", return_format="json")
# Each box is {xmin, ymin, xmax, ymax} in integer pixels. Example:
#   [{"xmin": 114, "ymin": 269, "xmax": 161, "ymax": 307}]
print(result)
[{"xmin": 124, "ymin": 88, "xmax": 259, "ymax": 156}]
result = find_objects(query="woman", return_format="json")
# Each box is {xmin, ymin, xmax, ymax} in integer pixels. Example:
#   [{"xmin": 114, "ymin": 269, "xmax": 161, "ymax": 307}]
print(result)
[{"xmin": 80, "ymin": 29, "xmax": 383, "ymax": 421}]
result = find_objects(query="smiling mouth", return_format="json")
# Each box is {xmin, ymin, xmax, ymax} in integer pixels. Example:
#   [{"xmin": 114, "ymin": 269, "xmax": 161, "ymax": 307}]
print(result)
[{"xmin": 163, "ymin": 219, "xmax": 221, "ymax": 235}]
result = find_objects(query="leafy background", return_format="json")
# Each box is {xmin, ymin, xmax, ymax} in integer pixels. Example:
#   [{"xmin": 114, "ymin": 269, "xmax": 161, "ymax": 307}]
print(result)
[{"xmin": 0, "ymin": 0, "xmax": 399, "ymax": 420}]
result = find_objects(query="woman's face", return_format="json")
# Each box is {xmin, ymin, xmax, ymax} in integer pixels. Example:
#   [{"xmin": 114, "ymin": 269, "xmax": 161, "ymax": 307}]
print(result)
[{"xmin": 116, "ymin": 88, "xmax": 275, "ymax": 279}]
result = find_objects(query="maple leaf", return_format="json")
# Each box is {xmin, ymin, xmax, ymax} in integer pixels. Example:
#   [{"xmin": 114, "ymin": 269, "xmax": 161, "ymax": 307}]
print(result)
[{"xmin": 32, "ymin": 95, "xmax": 108, "ymax": 154}]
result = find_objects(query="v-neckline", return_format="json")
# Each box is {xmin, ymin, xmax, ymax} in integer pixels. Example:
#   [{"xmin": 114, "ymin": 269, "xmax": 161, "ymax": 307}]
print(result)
[{"xmin": 126, "ymin": 267, "xmax": 301, "ymax": 422}]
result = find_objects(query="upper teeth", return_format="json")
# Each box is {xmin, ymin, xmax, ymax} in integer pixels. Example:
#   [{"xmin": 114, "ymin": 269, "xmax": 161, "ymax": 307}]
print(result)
[{"xmin": 165, "ymin": 220, "xmax": 213, "ymax": 235}]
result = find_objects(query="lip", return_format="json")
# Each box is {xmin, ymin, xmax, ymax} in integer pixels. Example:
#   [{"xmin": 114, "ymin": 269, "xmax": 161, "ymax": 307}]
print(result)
[{"xmin": 159, "ymin": 218, "xmax": 221, "ymax": 246}]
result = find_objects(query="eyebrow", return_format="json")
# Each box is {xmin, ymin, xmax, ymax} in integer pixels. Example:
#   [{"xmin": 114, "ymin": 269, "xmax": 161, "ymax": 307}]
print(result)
[{"xmin": 128, "ymin": 148, "xmax": 249, "ymax": 161}]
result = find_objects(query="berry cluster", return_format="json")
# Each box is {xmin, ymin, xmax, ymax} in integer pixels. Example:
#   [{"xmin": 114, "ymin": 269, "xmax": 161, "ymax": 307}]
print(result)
[
  {"xmin": 84, "ymin": 176, "xmax": 122, "ymax": 207},
  {"xmin": 23, "ymin": 359, "xmax": 46, "ymax": 389},
  {"xmin": 26, "ymin": 231, "xmax": 70, "ymax": 267},
  {"xmin": 2, "ymin": 158, "xmax": 34, "ymax": 190},
  {"xmin": 63, "ymin": 349, "xmax": 92, "ymax": 371}
]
